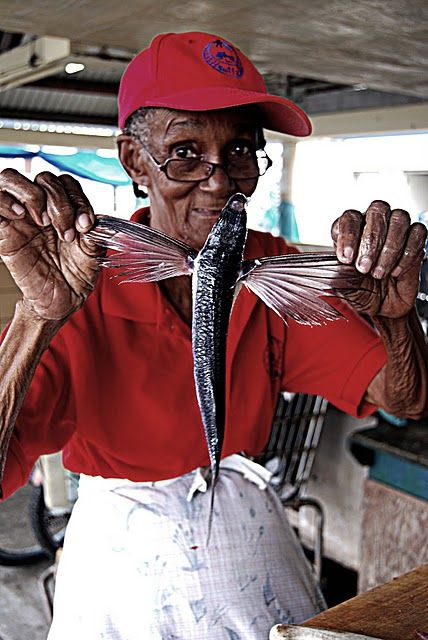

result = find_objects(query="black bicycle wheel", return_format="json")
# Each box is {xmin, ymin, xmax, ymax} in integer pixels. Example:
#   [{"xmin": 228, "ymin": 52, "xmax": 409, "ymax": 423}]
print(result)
[
  {"xmin": 0, "ymin": 483, "xmax": 48, "ymax": 566},
  {"xmin": 29, "ymin": 484, "xmax": 71, "ymax": 557}
]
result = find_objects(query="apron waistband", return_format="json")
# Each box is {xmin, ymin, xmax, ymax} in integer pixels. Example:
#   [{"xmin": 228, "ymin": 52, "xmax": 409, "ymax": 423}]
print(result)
[{"xmin": 78, "ymin": 454, "xmax": 273, "ymax": 501}]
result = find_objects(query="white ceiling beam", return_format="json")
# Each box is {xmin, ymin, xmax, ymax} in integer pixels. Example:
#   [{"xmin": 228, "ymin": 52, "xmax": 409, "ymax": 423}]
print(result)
[
  {"xmin": 264, "ymin": 104, "xmax": 428, "ymax": 142},
  {"xmin": 310, "ymin": 104, "xmax": 428, "ymax": 138}
]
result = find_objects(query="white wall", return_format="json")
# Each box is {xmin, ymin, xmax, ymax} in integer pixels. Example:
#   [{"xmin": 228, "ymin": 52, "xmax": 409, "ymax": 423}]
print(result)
[{"xmin": 292, "ymin": 132, "xmax": 428, "ymax": 246}]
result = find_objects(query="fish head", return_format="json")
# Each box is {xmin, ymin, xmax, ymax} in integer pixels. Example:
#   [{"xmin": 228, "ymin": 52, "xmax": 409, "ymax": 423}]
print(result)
[
  {"xmin": 208, "ymin": 193, "xmax": 248, "ymax": 249},
  {"xmin": 225, "ymin": 193, "xmax": 247, "ymax": 211}
]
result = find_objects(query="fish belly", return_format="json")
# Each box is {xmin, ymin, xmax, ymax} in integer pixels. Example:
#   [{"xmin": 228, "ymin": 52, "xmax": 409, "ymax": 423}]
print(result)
[{"xmin": 192, "ymin": 264, "xmax": 234, "ymax": 480}]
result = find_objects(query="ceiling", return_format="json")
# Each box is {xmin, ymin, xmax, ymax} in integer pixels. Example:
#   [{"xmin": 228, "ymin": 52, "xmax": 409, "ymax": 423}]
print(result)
[{"xmin": 0, "ymin": 0, "xmax": 427, "ymax": 128}]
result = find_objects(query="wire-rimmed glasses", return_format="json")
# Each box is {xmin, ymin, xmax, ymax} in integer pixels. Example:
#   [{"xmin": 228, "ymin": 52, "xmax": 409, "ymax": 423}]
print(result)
[{"xmin": 143, "ymin": 147, "xmax": 272, "ymax": 183}]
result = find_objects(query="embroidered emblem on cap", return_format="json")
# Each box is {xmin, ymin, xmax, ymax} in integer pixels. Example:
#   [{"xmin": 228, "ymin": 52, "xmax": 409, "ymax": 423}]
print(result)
[{"xmin": 202, "ymin": 39, "xmax": 244, "ymax": 78}]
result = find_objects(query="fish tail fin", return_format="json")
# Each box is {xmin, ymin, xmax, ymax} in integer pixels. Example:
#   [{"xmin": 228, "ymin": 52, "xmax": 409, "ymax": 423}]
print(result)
[
  {"xmin": 205, "ymin": 485, "xmax": 215, "ymax": 547},
  {"xmin": 205, "ymin": 465, "xmax": 219, "ymax": 547}
]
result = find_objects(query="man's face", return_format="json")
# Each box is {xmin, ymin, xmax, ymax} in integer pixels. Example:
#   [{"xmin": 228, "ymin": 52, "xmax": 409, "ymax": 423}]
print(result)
[{"xmin": 136, "ymin": 107, "xmax": 260, "ymax": 250}]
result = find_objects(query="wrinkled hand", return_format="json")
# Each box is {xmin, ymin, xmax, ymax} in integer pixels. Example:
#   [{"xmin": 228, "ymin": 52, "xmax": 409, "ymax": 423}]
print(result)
[
  {"xmin": 0, "ymin": 169, "xmax": 102, "ymax": 321},
  {"xmin": 331, "ymin": 200, "xmax": 427, "ymax": 318}
]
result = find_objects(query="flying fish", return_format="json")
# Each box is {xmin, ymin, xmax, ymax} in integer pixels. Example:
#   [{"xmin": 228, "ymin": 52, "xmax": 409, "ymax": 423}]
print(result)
[{"xmin": 88, "ymin": 194, "xmax": 361, "ymax": 535}]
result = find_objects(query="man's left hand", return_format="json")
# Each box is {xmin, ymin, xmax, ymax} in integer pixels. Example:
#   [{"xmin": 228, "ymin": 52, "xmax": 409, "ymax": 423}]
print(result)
[{"xmin": 331, "ymin": 200, "xmax": 427, "ymax": 318}]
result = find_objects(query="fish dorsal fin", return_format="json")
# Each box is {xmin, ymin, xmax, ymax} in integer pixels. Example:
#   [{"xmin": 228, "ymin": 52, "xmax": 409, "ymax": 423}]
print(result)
[
  {"xmin": 239, "ymin": 252, "xmax": 363, "ymax": 325},
  {"xmin": 87, "ymin": 215, "xmax": 197, "ymax": 283}
]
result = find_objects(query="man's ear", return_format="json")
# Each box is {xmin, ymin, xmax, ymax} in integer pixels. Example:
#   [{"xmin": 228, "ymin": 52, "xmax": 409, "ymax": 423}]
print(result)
[{"xmin": 117, "ymin": 134, "xmax": 150, "ymax": 188}]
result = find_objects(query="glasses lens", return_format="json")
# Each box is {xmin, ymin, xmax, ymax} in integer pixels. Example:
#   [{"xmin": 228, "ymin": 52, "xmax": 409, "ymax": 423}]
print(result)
[
  {"xmin": 256, "ymin": 152, "xmax": 271, "ymax": 177},
  {"xmin": 166, "ymin": 159, "xmax": 212, "ymax": 181},
  {"xmin": 227, "ymin": 151, "xmax": 271, "ymax": 179},
  {"xmin": 164, "ymin": 152, "xmax": 272, "ymax": 182}
]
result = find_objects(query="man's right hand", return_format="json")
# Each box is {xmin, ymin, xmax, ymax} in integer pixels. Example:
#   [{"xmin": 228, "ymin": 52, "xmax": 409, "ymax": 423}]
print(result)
[{"xmin": 0, "ymin": 169, "xmax": 102, "ymax": 321}]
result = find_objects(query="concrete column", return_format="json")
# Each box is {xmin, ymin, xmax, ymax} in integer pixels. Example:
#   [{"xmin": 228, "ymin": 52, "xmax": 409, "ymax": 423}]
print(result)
[{"xmin": 278, "ymin": 140, "xmax": 299, "ymax": 242}]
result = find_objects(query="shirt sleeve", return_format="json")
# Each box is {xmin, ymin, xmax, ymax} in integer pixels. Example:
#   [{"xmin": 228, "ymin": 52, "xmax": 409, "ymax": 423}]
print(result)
[
  {"xmin": 0, "ymin": 330, "xmax": 76, "ymax": 500},
  {"xmin": 282, "ymin": 297, "xmax": 387, "ymax": 418}
]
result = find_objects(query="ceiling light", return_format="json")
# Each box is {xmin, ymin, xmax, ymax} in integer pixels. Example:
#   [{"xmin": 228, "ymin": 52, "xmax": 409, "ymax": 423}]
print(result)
[
  {"xmin": 65, "ymin": 62, "xmax": 85, "ymax": 74},
  {"xmin": 41, "ymin": 145, "xmax": 78, "ymax": 155}
]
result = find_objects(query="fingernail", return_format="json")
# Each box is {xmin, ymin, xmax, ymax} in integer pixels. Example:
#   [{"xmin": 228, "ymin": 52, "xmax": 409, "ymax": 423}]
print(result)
[
  {"xmin": 343, "ymin": 246, "xmax": 354, "ymax": 261},
  {"xmin": 358, "ymin": 256, "xmax": 372, "ymax": 273},
  {"xmin": 42, "ymin": 211, "xmax": 50, "ymax": 226},
  {"xmin": 392, "ymin": 266, "xmax": 402, "ymax": 277},
  {"xmin": 64, "ymin": 228, "xmax": 75, "ymax": 242},
  {"xmin": 373, "ymin": 266, "xmax": 384, "ymax": 279},
  {"xmin": 11, "ymin": 203, "xmax": 25, "ymax": 216},
  {"xmin": 77, "ymin": 213, "xmax": 91, "ymax": 229}
]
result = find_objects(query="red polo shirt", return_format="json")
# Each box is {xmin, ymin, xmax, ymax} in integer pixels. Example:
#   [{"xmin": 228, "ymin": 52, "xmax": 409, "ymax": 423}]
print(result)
[{"xmin": 1, "ymin": 212, "xmax": 386, "ymax": 499}]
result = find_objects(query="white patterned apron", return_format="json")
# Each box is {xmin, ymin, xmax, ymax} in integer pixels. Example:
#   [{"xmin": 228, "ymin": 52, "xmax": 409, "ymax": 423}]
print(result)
[{"xmin": 48, "ymin": 455, "xmax": 325, "ymax": 640}]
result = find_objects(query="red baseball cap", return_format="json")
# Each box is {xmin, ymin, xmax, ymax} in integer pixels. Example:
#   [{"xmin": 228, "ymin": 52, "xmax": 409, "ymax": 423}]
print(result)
[{"xmin": 118, "ymin": 31, "xmax": 312, "ymax": 136}]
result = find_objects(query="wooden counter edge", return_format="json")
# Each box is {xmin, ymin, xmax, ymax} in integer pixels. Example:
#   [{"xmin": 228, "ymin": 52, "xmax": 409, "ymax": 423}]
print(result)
[{"xmin": 303, "ymin": 564, "xmax": 428, "ymax": 640}]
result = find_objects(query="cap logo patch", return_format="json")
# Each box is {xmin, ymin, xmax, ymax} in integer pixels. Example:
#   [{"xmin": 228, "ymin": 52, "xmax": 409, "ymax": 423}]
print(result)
[{"xmin": 202, "ymin": 39, "xmax": 244, "ymax": 78}]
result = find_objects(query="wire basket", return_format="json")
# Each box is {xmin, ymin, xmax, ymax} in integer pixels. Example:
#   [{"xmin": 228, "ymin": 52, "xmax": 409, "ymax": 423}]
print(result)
[{"xmin": 254, "ymin": 392, "xmax": 328, "ymax": 503}]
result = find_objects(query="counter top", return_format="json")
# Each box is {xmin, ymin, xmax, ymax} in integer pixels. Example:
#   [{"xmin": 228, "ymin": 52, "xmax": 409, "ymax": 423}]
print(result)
[
  {"xmin": 302, "ymin": 564, "xmax": 428, "ymax": 640},
  {"xmin": 350, "ymin": 420, "xmax": 428, "ymax": 468}
]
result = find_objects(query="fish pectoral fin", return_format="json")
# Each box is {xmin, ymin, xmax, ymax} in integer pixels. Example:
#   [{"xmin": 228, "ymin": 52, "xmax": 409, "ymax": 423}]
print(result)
[
  {"xmin": 239, "ymin": 252, "xmax": 363, "ymax": 325},
  {"xmin": 87, "ymin": 215, "xmax": 197, "ymax": 283}
]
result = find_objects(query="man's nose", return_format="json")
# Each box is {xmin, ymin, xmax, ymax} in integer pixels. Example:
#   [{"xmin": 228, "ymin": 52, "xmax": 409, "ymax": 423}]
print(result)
[{"xmin": 199, "ymin": 164, "xmax": 235, "ymax": 194}]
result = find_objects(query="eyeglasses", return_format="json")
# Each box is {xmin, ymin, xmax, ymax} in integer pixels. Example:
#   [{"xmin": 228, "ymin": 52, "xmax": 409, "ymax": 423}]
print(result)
[{"xmin": 142, "ymin": 146, "xmax": 272, "ymax": 183}]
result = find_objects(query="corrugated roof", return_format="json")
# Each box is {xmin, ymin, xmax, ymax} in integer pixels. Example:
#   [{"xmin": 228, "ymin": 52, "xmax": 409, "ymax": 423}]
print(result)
[
  {"xmin": 1, "ymin": 0, "xmax": 427, "ymax": 97},
  {"xmin": 0, "ymin": 85, "xmax": 117, "ymax": 118},
  {"xmin": 0, "ymin": 0, "xmax": 426, "ymax": 128}
]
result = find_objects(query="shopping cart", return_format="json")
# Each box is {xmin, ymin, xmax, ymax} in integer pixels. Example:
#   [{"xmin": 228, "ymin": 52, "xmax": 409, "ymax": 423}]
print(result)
[{"xmin": 254, "ymin": 392, "xmax": 329, "ymax": 579}]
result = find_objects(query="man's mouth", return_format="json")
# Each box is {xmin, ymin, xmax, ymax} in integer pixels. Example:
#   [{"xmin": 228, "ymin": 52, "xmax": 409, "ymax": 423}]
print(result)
[{"xmin": 193, "ymin": 207, "xmax": 222, "ymax": 218}]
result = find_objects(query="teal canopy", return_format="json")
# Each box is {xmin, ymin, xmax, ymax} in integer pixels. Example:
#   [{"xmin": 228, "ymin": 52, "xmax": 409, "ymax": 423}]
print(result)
[
  {"xmin": 0, "ymin": 146, "xmax": 131, "ymax": 187},
  {"xmin": 0, "ymin": 146, "xmax": 34, "ymax": 158},
  {"xmin": 279, "ymin": 200, "xmax": 300, "ymax": 242}
]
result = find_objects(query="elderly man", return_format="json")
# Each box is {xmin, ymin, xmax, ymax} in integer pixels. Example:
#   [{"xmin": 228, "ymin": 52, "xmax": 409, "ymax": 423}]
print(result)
[{"xmin": 0, "ymin": 31, "xmax": 427, "ymax": 640}]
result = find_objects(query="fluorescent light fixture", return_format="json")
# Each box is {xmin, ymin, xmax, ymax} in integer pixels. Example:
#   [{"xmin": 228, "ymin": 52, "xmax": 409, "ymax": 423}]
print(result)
[
  {"xmin": 0, "ymin": 37, "xmax": 71, "ymax": 91},
  {"xmin": 96, "ymin": 149, "xmax": 118, "ymax": 158},
  {"xmin": 65, "ymin": 62, "xmax": 85, "ymax": 74},
  {"xmin": 0, "ymin": 118, "xmax": 118, "ymax": 138},
  {"xmin": 41, "ymin": 145, "xmax": 78, "ymax": 155}
]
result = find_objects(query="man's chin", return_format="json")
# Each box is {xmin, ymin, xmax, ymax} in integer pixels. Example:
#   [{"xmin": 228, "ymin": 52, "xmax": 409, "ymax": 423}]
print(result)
[{"xmin": 184, "ymin": 216, "xmax": 219, "ymax": 250}]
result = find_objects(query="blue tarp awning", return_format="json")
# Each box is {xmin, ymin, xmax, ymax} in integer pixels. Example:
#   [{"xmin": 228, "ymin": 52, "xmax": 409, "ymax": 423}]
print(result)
[{"xmin": 0, "ymin": 146, "xmax": 131, "ymax": 187}]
